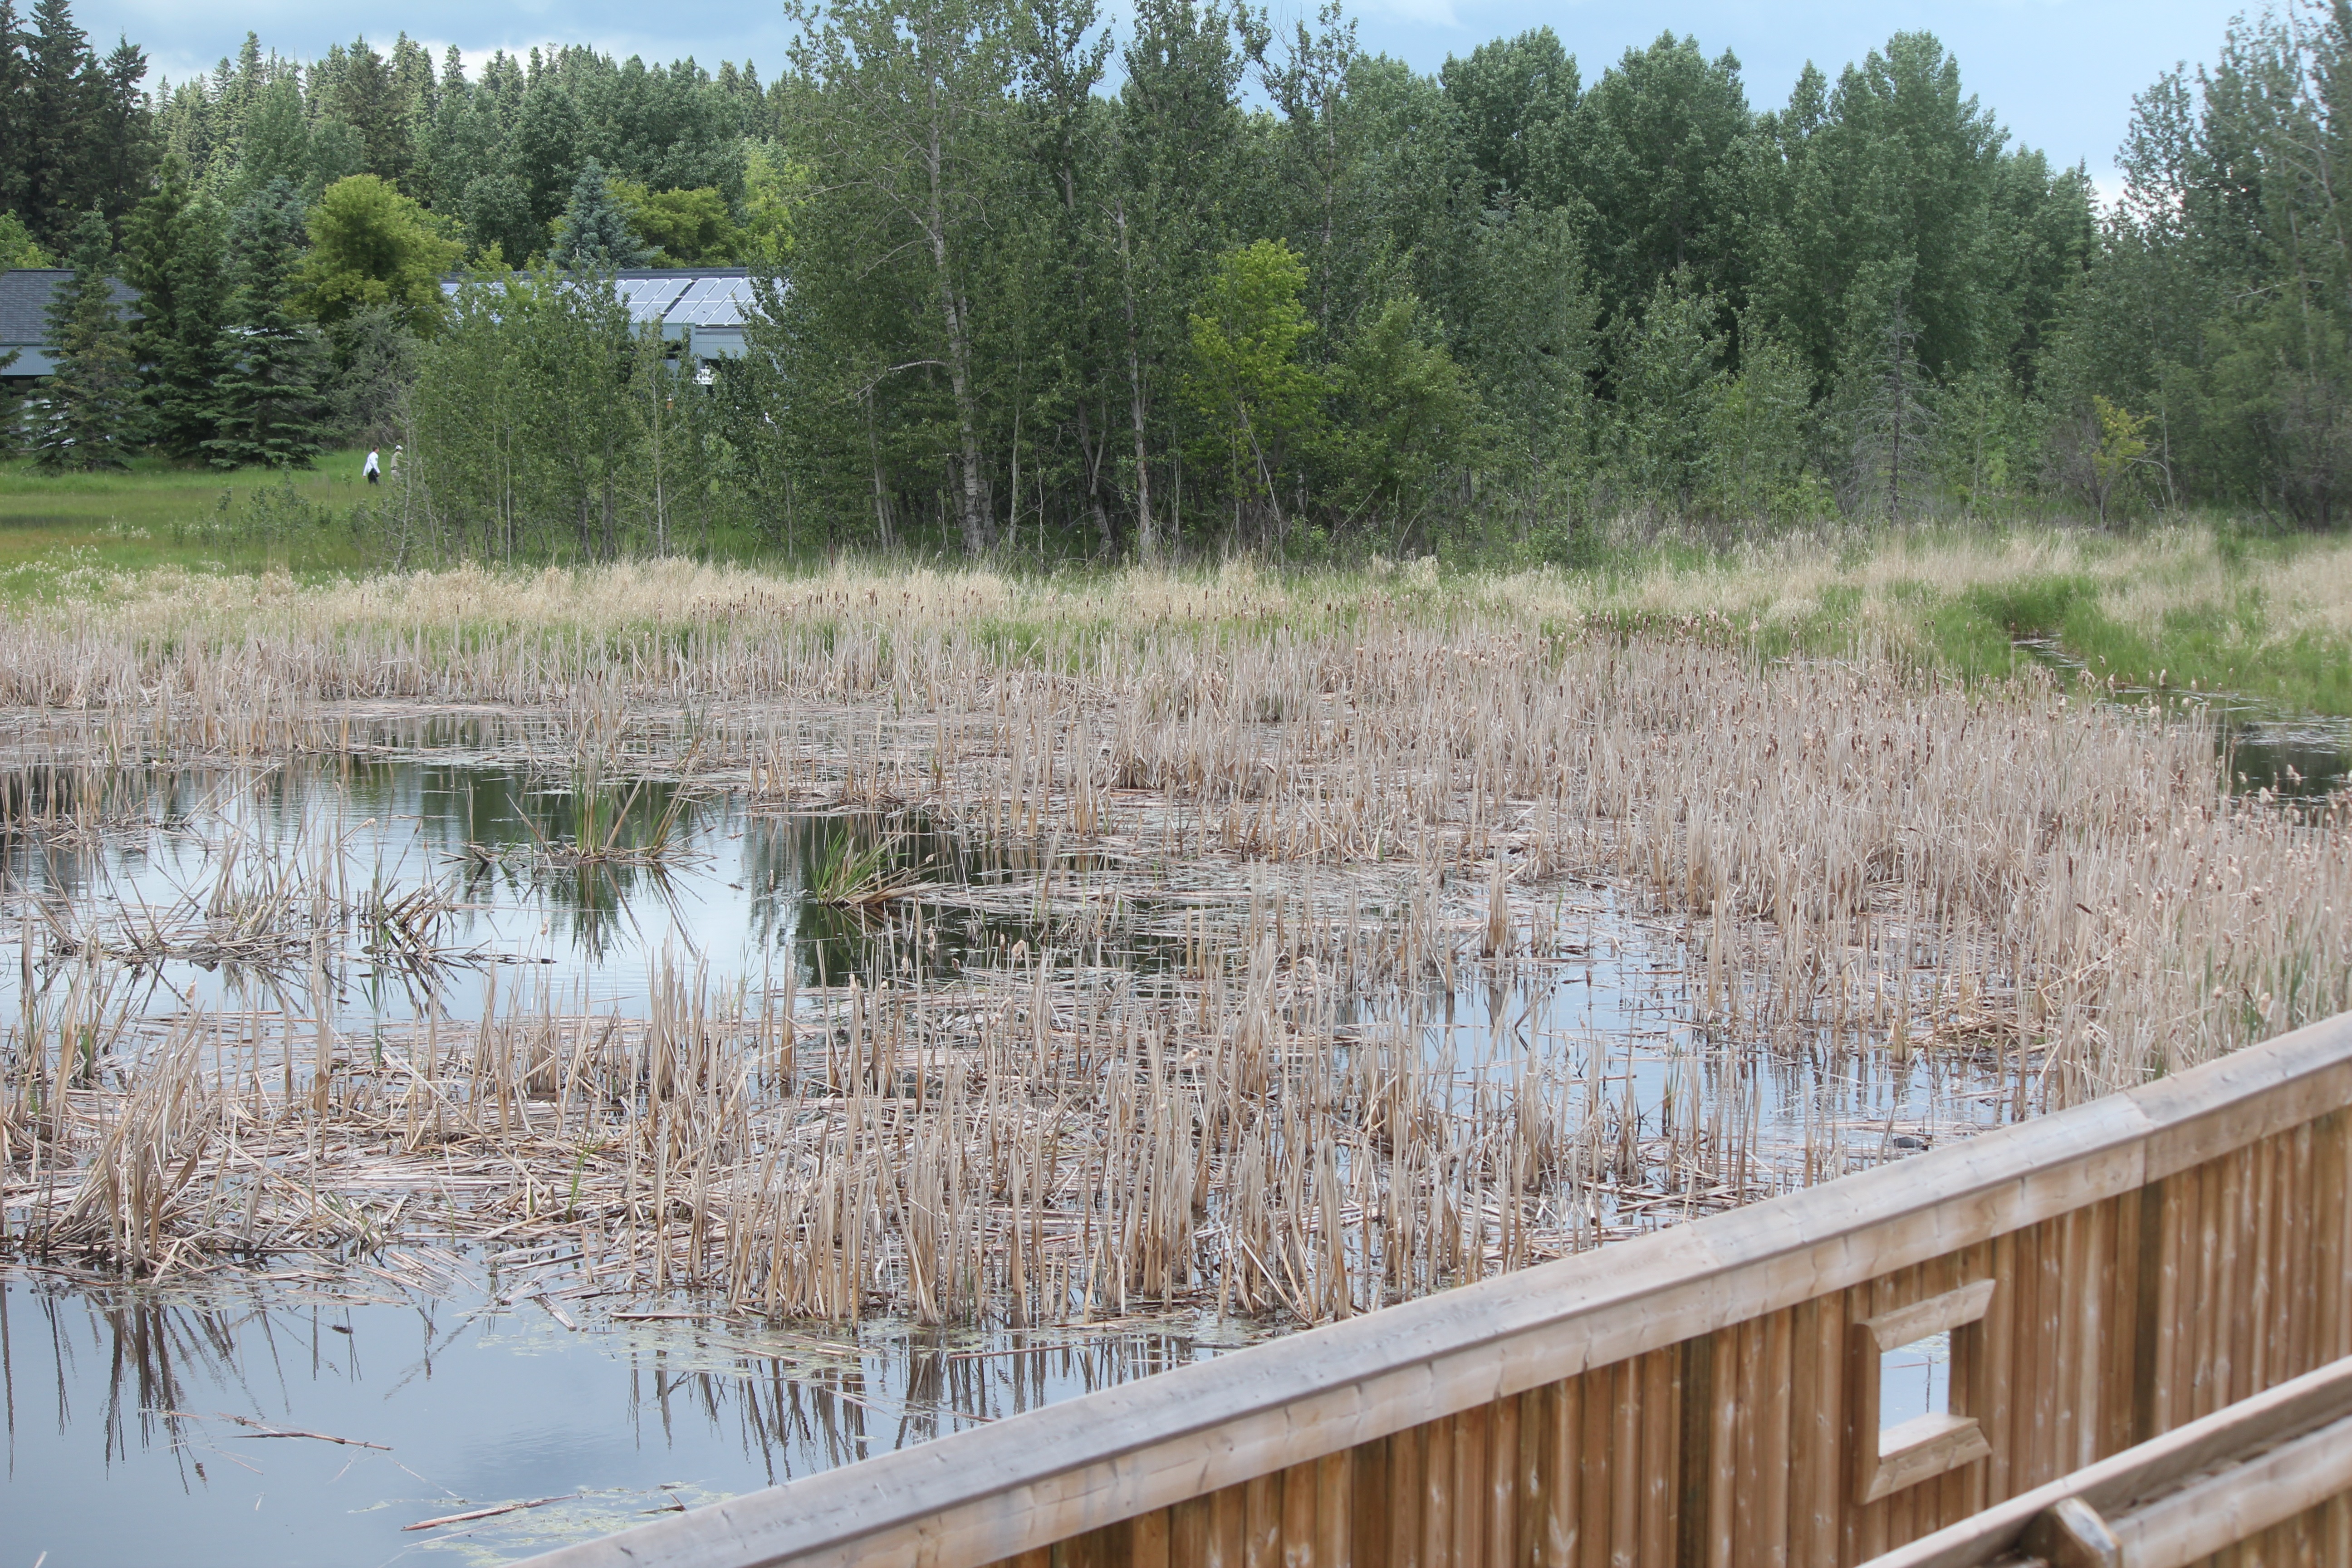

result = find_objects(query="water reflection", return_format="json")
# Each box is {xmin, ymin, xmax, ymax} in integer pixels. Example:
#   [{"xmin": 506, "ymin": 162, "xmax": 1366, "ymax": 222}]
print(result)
[
  {"xmin": 0, "ymin": 1275, "xmax": 1242, "ymax": 1566},
  {"xmin": 0, "ymin": 755, "xmax": 1084, "ymax": 1029}
]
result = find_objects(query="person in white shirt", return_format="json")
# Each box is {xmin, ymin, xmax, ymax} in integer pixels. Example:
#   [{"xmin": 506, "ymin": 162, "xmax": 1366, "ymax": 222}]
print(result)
[{"xmin": 364, "ymin": 449, "xmax": 382, "ymax": 485}]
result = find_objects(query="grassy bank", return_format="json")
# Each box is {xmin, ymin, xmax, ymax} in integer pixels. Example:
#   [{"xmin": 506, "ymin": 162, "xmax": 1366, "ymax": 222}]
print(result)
[
  {"xmin": 0, "ymin": 451, "xmax": 376, "ymax": 578},
  {"xmin": 4, "ymin": 464, "xmax": 2351, "ymax": 714}
]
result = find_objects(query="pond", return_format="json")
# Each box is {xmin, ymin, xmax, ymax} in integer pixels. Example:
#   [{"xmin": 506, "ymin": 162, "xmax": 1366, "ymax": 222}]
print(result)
[{"xmin": 0, "ymin": 742, "xmax": 2055, "ymax": 1563}]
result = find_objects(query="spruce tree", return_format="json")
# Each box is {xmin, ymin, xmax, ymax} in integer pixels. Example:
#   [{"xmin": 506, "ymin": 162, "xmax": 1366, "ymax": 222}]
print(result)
[
  {"xmin": 549, "ymin": 159, "xmax": 654, "ymax": 270},
  {"xmin": 35, "ymin": 207, "xmax": 141, "ymax": 469},
  {"xmin": 205, "ymin": 180, "xmax": 332, "ymax": 470},
  {"xmin": 122, "ymin": 156, "xmax": 232, "ymax": 458}
]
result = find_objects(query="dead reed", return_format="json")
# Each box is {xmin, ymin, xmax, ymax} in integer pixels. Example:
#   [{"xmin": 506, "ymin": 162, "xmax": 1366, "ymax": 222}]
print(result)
[{"xmin": 1, "ymin": 562, "xmax": 2347, "ymax": 1329}]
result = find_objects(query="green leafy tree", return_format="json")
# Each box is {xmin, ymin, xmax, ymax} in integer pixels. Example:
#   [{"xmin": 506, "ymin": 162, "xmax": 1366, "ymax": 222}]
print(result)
[
  {"xmin": 788, "ymin": 0, "xmax": 1021, "ymax": 555},
  {"xmin": 0, "ymin": 209, "xmax": 49, "ymax": 267},
  {"xmin": 206, "ymin": 180, "xmax": 334, "ymax": 469},
  {"xmin": 1569, "ymin": 32, "xmax": 1754, "ymax": 324},
  {"xmin": 460, "ymin": 172, "xmax": 540, "ymax": 265},
  {"xmin": 736, "ymin": 142, "xmax": 808, "ymax": 265},
  {"xmin": 1439, "ymin": 26, "xmax": 1579, "ymax": 209},
  {"xmin": 549, "ymin": 160, "xmax": 655, "ymax": 268},
  {"xmin": 34, "ymin": 207, "xmax": 141, "ymax": 469},
  {"xmin": 1614, "ymin": 268, "xmax": 1727, "ymax": 507},
  {"xmin": 612, "ymin": 181, "xmax": 740, "ymax": 265},
  {"xmin": 292, "ymin": 174, "xmax": 463, "ymax": 331},
  {"xmin": 1706, "ymin": 315, "xmax": 1818, "ymax": 521},
  {"xmin": 1183, "ymin": 239, "xmax": 1325, "ymax": 547},
  {"xmin": 1329, "ymin": 288, "xmax": 1483, "ymax": 546}
]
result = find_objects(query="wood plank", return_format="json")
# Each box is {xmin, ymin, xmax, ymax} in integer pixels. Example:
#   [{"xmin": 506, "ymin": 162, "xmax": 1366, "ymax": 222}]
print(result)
[
  {"xmin": 1243, "ymin": 1473, "xmax": 1279, "ymax": 1568},
  {"xmin": 1542, "ymin": 1374, "xmax": 1577, "ymax": 1568},
  {"xmin": 1859, "ymin": 1281, "xmax": 1996, "ymax": 1353},
  {"xmin": 1862, "ymin": 1417, "xmax": 1992, "ymax": 1506},
  {"xmin": 1488, "ymin": 1383, "xmax": 1519, "ymax": 1568},
  {"xmin": 1131, "ymin": 1509, "xmax": 1170, "ymax": 1568},
  {"xmin": 1313, "ymin": 1451, "xmax": 1348, "ymax": 1568},
  {"xmin": 1856, "ymin": 1353, "xmax": 2352, "ymax": 1568},
  {"xmin": 513, "ymin": 1014, "xmax": 2352, "ymax": 1568},
  {"xmin": 1280, "ymin": 1460, "xmax": 1315, "ymax": 1568},
  {"xmin": 2108, "ymin": 1412, "xmax": 2352, "ymax": 1568},
  {"xmin": 1759, "ymin": 1308, "xmax": 1792, "ymax": 1563}
]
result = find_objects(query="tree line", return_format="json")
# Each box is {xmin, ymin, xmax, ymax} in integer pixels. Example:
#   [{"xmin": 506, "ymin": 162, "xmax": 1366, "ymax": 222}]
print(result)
[{"xmin": 5, "ymin": 0, "xmax": 2352, "ymax": 550}]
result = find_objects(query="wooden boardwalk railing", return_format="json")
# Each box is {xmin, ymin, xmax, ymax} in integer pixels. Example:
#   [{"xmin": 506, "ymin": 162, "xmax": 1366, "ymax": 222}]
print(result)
[
  {"xmin": 1859, "ymin": 1352, "xmax": 2352, "ymax": 1568},
  {"xmin": 526, "ymin": 1012, "xmax": 2352, "ymax": 1568}
]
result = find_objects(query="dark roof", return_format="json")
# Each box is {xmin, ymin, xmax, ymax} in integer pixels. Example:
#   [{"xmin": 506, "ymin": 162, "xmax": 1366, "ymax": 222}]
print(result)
[{"xmin": 0, "ymin": 268, "xmax": 142, "ymax": 349}]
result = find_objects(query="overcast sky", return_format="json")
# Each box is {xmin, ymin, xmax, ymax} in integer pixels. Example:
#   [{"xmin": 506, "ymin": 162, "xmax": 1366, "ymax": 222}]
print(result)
[{"xmin": 86, "ymin": 0, "xmax": 2246, "ymax": 191}]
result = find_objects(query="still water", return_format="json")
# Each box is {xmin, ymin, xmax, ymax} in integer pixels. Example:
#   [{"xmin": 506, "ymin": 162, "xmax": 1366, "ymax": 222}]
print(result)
[
  {"xmin": 0, "ymin": 1274, "xmax": 1247, "ymax": 1567},
  {"xmin": 0, "ymin": 712, "xmax": 2240, "ymax": 1563}
]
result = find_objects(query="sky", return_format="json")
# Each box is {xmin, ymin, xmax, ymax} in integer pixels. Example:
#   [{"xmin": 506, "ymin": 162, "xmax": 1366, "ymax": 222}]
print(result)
[{"xmin": 86, "ymin": 0, "xmax": 2248, "ymax": 192}]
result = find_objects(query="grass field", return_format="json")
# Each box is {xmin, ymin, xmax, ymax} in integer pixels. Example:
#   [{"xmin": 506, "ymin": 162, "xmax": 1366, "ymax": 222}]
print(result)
[
  {"xmin": 0, "ymin": 450, "xmax": 377, "ymax": 578},
  {"xmin": 5, "ymin": 458, "xmax": 2352, "ymax": 714}
]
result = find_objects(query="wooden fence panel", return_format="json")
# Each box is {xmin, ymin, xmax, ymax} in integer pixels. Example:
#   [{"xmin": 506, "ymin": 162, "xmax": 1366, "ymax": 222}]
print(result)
[{"xmin": 519, "ymin": 1015, "xmax": 2352, "ymax": 1568}]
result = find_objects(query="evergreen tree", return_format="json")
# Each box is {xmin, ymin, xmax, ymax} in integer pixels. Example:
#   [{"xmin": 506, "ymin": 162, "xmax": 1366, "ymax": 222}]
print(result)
[
  {"xmin": 0, "ymin": 0, "xmax": 29, "ymax": 220},
  {"xmin": 20, "ymin": 0, "xmax": 96, "ymax": 245},
  {"xmin": 548, "ymin": 158, "xmax": 655, "ymax": 269},
  {"xmin": 35, "ymin": 207, "xmax": 141, "ymax": 469},
  {"xmin": 122, "ymin": 156, "xmax": 232, "ymax": 458},
  {"xmin": 1845, "ymin": 299, "xmax": 1936, "ymax": 519},
  {"xmin": 206, "ymin": 180, "xmax": 333, "ymax": 470}
]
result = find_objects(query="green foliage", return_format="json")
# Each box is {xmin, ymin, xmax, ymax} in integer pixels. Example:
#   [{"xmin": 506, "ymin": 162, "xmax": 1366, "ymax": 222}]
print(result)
[
  {"xmin": 206, "ymin": 181, "xmax": 334, "ymax": 470},
  {"xmin": 407, "ymin": 266, "xmax": 734, "ymax": 561},
  {"xmin": 0, "ymin": 210, "xmax": 49, "ymax": 267},
  {"xmin": 292, "ymin": 175, "xmax": 463, "ymax": 331},
  {"xmin": 736, "ymin": 142, "xmax": 806, "ymax": 265},
  {"xmin": 1184, "ymin": 240, "xmax": 1326, "ymax": 544},
  {"xmin": 34, "ymin": 209, "xmax": 142, "ymax": 470},
  {"xmin": 1329, "ymin": 289, "xmax": 1482, "ymax": 540},
  {"xmin": 24, "ymin": 0, "xmax": 2352, "ymax": 565},
  {"xmin": 1614, "ymin": 269, "xmax": 1726, "ymax": 506},
  {"xmin": 612, "ymin": 180, "xmax": 740, "ymax": 265},
  {"xmin": 1706, "ymin": 318, "xmax": 1820, "ymax": 521},
  {"xmin": 121, "ymin": 157, "xmax": 233, "ymax": 459},
  {"xmin": 550, "ymin": 160, "xmax": 656, "ymax": 269}
]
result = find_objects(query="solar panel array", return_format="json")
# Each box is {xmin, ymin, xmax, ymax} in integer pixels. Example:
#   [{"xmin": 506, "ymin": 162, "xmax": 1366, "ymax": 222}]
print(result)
[
  {"xmin": 434, "ymin": 269, "xmax": 760, "ymax": 356},
  {"xmin": 615, "ymin": 274, "xmax": 692, "ymax": 324},
  {"xmin": 667, "ymin": 275, "xmax": 756, "ymax": 327}
]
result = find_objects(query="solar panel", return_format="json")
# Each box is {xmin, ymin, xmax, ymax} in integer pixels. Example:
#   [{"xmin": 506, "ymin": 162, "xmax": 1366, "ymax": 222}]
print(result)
[
  {"xmin": 665, "ymin": 275, "xmax": 758, "ymax": 327},
  {"xmin": 616, "ymin": 275, "xmax": 691, "ymax": 323}
]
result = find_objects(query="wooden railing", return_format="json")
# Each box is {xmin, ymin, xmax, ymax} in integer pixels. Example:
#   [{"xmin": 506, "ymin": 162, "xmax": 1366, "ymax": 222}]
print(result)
[
  {"xmin": 525, "ymin": 1012, "xmax": 2352, "ymax": 1568},
  {"xmin": 1860, "ymin": 1353, "xmax": 2352, "ymax": 1568}
]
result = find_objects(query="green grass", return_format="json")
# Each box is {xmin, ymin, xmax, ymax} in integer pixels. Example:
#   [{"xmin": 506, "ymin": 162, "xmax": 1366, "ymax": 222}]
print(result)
[{"xmin": 0, "ymin": 450, "xmax": 379, "ymax": 582}]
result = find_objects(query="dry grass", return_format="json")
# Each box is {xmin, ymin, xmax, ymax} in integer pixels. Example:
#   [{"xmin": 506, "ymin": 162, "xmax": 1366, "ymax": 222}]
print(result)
[{"xmin": 2, "ymin": 558, "xmax": 2347, "ymax": 1329}]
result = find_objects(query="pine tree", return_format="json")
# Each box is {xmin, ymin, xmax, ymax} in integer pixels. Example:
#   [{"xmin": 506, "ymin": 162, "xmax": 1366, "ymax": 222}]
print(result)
[
  {"xmin": 206, "ymin": 180, "xmax": 333, "ymax": 470},
  {"xmin": 35, "ymin": 207, "xmax": 141, "ymax": 469},
  {"xmin": 549, "ymin": 159, "xmax": 655, "ymax": 269}
]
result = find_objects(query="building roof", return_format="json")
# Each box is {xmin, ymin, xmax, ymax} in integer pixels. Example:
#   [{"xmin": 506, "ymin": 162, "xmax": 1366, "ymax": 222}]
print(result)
[
  {"xmin": 438, "ymin": 266, "xmax": 763, "ymax": 357},
  {"xmin": 0, "ymin": 268, "xmax": 142, "ymax": 377}
]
